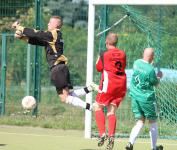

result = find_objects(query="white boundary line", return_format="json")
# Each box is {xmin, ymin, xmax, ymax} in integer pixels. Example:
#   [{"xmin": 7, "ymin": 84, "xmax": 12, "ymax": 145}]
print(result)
[
  {"xmin": 0, "ymin": 131, "xmax": 73, "ymax": 138},
  {"xmin": 0, "ymin": 131, "xmax": 177, "ymax": 146}
]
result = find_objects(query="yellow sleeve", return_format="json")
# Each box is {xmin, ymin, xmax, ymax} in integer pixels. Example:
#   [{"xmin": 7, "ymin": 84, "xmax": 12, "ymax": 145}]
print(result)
[{"xmin": 20, "ymin": 36, "xmax": 29, "ymax": 42}]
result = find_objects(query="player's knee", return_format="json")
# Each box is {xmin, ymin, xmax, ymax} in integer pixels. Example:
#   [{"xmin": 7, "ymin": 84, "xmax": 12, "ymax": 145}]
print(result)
[
  {"xmin": 107, "ymin": 109, "xmax": 116, "ymax": 116},
  {"xmin": 60, "ymin": 97, "xmax": 66, "ymax": 103},
  {"xmin": 94, "ymin": 103, "xmax": 102, "ymax": 111},
  {"xmin": 107, "ymin": 112, "xmax": 116, "ymax": 116},
  {"xmin": 58, "ymin": 94, "xmax": 67, "ymax": 103},
  {"xmin": 107, "ymin": 104, "xmax": 117, "ymax": 115},
  {"xmin": 137, "ymin": 118, "xmax": 145, "ymax": 124},
  {"xmin": 58, "ymin": 88, "xmax": 69, "ymax": 103},
  {"xmin": 149, "ymin": 119, "xmax": 156, "ymax": 124}
]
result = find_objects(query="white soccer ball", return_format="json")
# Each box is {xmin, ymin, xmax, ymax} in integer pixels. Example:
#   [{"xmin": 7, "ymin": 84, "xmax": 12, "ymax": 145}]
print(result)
[{"xmin": 21, "ymin": 96, "xmax": 36, "ymax": 110}]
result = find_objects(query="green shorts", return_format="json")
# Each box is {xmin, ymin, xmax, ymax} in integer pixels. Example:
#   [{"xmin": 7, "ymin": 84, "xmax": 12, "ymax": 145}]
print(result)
[{"xmin": 131, "ymin": 99, "xmax": 158, "ymax": 121}]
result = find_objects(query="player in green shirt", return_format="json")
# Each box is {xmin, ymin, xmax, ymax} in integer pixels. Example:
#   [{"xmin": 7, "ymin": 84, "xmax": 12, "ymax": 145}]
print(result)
[{"xmin": 125, "ymin": 48, "xmax": 163, "ymax": 150}]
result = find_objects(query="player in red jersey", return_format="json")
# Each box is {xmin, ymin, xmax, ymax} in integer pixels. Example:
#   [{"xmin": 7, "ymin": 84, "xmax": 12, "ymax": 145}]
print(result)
[{"xmin": 94, "ymin": 33, "xmax": 126, "ymax": 150}]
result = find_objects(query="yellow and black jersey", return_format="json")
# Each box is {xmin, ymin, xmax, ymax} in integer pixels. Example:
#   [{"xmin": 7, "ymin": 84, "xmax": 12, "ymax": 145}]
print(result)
[{"xmin": 17, "ymin": 26, "xmax": 68, "ymax": 68}]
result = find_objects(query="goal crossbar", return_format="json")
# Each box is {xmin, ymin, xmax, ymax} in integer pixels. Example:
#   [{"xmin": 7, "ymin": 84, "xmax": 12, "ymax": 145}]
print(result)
[{"xmin": 90, "ymin": 0, "xmax": 177, "ymax": 5}]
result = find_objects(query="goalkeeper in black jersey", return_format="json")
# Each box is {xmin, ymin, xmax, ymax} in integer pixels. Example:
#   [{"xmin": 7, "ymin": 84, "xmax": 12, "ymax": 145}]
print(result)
[{"xmin": 11, "ymin": 16, "xmax": 96, "ymax": 110}]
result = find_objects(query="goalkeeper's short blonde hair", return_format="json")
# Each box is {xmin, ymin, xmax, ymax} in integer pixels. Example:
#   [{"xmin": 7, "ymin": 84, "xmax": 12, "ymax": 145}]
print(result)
[{"xmin": 51, "ymin": 16, "xmax": 63, "ymax": 29}]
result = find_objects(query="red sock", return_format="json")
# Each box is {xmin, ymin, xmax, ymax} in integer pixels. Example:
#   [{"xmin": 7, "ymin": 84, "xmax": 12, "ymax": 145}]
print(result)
[
  {"xmin": 95, "ymin": 109, "xmax": 106, "ymax": 137},
  {"xmin": 108, "ymin": 114, "xmax": 117, "ymax": 137}
]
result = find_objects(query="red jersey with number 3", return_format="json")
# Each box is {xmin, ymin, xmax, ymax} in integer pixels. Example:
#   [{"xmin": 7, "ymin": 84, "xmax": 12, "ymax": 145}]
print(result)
[{"xmin": 96, "ymin": 48, "xmax": 127, "ymax": 107}]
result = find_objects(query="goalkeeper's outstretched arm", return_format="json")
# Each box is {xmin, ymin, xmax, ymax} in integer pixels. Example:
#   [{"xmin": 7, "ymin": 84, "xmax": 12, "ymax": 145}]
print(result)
[{"xmin": 11, "ymin": 21, "xmax": 54, "ymax": 46}]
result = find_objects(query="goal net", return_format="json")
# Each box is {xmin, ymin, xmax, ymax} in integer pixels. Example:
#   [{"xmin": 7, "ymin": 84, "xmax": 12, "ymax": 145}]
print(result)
[{"xmin": 85, "ymin": 0, "xmax": 177, "ymax": 139}]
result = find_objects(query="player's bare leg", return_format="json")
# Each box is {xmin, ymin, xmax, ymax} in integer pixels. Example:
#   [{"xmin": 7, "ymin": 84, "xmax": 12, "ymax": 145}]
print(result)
[{"xmin": 59, "ymin": 87, "xmax": 69, "ymax": 103}]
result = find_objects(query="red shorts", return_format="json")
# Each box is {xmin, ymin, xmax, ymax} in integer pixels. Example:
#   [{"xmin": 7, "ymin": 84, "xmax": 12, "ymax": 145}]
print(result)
[{"xmin": 96, "ymin": 71, "xmax": 126, "ymax": 107}]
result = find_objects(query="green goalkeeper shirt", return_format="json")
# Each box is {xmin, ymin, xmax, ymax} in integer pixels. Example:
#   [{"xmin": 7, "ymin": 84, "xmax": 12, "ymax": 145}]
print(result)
[{"xmin": 130, "ymin": 59, "xmax": 159, "ymax": 102}]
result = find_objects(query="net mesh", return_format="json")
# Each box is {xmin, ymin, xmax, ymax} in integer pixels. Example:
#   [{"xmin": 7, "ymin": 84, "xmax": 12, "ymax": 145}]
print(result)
[{"xmin": 92, "ymin": 5, "xmax": 177, "ymax": 139}]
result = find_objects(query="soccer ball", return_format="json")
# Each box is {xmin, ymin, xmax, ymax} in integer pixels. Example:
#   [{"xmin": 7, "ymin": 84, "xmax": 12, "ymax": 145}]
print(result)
[{"xmin": 21, "ymin": 96, "xmax": 36, "ymax": 110}]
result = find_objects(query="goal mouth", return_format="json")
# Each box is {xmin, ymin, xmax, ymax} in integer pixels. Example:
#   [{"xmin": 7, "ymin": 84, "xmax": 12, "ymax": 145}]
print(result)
[{"xmin": 85, "ymin": 0, "xmax": 177, "ymax": 139}]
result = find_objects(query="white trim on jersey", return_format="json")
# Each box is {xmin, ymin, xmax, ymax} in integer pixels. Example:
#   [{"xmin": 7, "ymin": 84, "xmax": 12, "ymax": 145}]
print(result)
[{"xmin": 102, "ymin": 70, "xmax": 109, "ymax": 93}]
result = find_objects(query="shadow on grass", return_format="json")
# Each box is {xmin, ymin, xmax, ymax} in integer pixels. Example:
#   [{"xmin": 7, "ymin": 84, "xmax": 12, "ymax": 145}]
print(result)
[{"xmin": 0, "ymin": 144, "xmax": 7, "ymax": 146}]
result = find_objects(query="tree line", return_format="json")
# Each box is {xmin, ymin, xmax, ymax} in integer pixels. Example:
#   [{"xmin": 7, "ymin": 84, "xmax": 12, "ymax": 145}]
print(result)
[{"xmin": 0, "ymin": 2, "xmax": 176, "ymax": 86}]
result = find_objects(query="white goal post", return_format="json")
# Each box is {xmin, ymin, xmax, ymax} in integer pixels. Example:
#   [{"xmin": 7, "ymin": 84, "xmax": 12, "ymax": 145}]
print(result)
[{"xmin": 84, "ymin": 0, "xmax": 177, "ymax": 139}]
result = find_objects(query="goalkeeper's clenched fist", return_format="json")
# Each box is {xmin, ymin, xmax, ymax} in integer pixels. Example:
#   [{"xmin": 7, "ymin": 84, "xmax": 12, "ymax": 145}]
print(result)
[
  {"xmin": 14, "ymin": 30, "xmax": 23, "ymax": 39},
  {"xmin": 11, "ymin": 21, "xmax": 24, "ymax": 39}
]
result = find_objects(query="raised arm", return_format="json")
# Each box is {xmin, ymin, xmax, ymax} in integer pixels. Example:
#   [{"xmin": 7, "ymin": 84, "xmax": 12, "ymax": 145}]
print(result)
[
  {"xmin": 150, "ymin": 69, "xmax": 162, "ymax": 86},
  {"xmin": 12, "ymin": 21, "xmax": 53, "ymax": 46},
  {"xmin": 23, "ymin": 28, "xmax": 53, "ymax": 42}
]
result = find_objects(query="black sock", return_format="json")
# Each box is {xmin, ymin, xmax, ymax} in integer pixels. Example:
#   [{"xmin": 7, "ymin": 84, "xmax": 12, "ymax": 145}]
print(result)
[
  {"xmin": 86, "ymin": 103, "xmax": 91, "ymax": 110},
  {"xmin": 84, "ymin": 87, "xmax": 90, "ymax": 93}
]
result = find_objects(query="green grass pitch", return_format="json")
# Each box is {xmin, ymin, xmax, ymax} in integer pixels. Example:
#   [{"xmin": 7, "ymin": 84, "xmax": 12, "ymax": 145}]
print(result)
[{"xmin": 0, "ymin": 126, "xmax": 176, "ymax": 150}]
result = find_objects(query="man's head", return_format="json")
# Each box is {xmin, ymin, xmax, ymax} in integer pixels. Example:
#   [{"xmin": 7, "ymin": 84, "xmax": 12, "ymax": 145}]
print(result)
[
  {"xmin": 48, "ymin": 16, "xmax": 63, "ymax": 31},
  {"xmin": 143, "ymin": 48, "xmax": 154, "ymax": 63},
  {"xmin": 105, "ymin": 32, "xmax": 118, "ymax": 48}
]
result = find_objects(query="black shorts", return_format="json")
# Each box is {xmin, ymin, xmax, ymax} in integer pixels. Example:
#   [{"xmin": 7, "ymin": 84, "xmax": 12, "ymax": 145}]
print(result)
[{"xmin": 51, "ymin": 64, "xmax": 73, "ymax": 94}]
